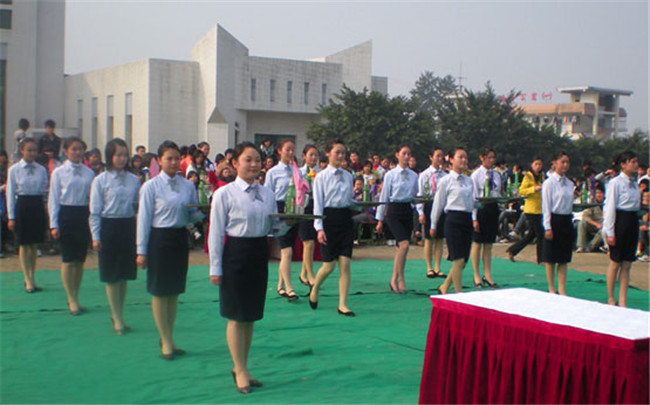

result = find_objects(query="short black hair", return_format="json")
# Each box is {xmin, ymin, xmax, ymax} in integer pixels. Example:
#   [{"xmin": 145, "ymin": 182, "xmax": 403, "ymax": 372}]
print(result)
[
  {"xmin": 18, "ymin": 118, "xmax": 29, "ymax": 130},
  {"xmin": 44, "ymin": 119, "xmax": 56, "ymax": 128},
  {"xmin": 157, "ymin": 140, "xmax": 180, "ymax": 158}
]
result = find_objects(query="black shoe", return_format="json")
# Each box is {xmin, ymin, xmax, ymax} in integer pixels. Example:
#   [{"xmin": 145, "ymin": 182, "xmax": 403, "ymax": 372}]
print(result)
[
  {"xmin": 161, "ymin": 352, "xmax": 175, "ymax": 361},
  {"xmin": 389, "ymin": 282, "xmax": 400, "ymax": 294},
  {"xmin": 482, "ymin": 276, "xmax": 499, "ymax": 288},
  {"xmin": 338, "ymin": 309, "xmax": 355, "ymax": 317},
  {"xmin": 286, "ymin": 290, "xmax": 299, "ymax": 301},
  {"xmin": 231, "ymin": 370, "xmax": 251, "ymax": 394},
  {"xmin": 276, "ymin": 288, "xmax": 288, "ymax": 298},
  {"xmin": 308, "ymin": 285, "xmax": 318, "ymax": 309},
  {"xmin": 173, "ymin": 348, "xmax": 186, "ymax": 356},
  {"xmin": 299, "ymin": 275, "xmax": 311, "ymax": 286}
]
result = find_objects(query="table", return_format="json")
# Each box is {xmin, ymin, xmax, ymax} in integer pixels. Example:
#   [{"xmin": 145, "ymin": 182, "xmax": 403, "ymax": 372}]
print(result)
[{"xmin": 419, "ymin": 288, "xmax": 649, "ymax": 404}]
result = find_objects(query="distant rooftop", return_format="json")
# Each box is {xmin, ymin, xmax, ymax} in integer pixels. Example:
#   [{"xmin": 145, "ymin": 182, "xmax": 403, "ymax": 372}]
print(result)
[{"xmin": 558, "ymin": 86, "xmax": 633, "ymax": 96}]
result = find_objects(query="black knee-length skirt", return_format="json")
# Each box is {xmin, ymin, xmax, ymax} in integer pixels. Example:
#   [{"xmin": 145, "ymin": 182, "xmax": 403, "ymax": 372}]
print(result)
[
  {"xmin": 542, "ymin": 214, "xmax": 574, "ymax": 264},
  {"xmin": 385, "ymin": 202, "xmax": 414, "ymax": 243},
  {"xmin": 609, "ymin": 210, "xmax": 639, "ymax": 263},
  {"xmin": 445, "ymin": 211, "xmax": 473, "ymax": 262},
  {"xmin": 320, "ymin": 207, "xmax": 354, "ymax": 262},
  {"xmin": 473, "ymin": 202, "xmax": 499, "ymax": 243},
  {"xmin": 147, "ymin": 227, "xmax": 189, "ymax": 296},
  {"xmin": 423, "ymin": 201, "xmax": 445, "ymax": 240},
  {"xmin": 276, "ymin": 201, "xmax": 299, "ymax": 249},
  {"xmin": 15, "ymin": 195, "xmax": 46, "ymax": 245},
  {"xmin": 59, "ymin": 205, "xmax": 90, "ymax": 263},
  {"xmin": 99, "ymin": 217, "xmax": 137, "ymax": 283},
  {"xmin": 220, "ymin": 236, "xmax": 269, "ymax": 322},
  {"xmin": 298, "ymin": 200, "xmax": 316, "ymax": 242}
]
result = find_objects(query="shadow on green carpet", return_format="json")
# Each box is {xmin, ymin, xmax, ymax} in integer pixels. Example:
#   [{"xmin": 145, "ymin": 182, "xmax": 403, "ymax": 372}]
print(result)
[{"xmin": 1, "ymin": 258, "xmax": 647, "ymax": 404}]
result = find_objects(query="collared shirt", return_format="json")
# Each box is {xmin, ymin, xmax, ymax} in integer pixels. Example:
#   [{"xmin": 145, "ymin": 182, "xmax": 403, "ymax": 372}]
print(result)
[
  {"xmin": 416, "ymin": 165, "xmax": 447, "ymax": 216},
  {"xmin": 89, "ymin": 170, "xmax": 141, "ymax": 241},
  {"xmin": 375, "ymin": 166, "xmax": 418, "ymax": 221},
  {"xmin": 541, "ymin": 172, "xmax": 575, "ymax": 231},
  {"xmin": 48, "ymin": 160, "xmax": 95, "ymax": 228},
  {"xmin": 6, "ymin": 159, "xmax": 49, "ymax": 220},
  {"xmin": 208, "ymin": 177, "xmax": 278, "ymax": 276},
  {"xmin": 430, "ymin": 171, "xmax": 475, "ymax": 230},
  {"xmin": 602, "ymin": 172, "xmax": 641, "ymax": 239},
  {"xmin": 312, "ymin": 165, "xmax": 355, "ymax": 231},
  {"xmin": 264, "ymin": 161, "xmax": 294, "ymax": 201},
  {"xmin": 136, "ymin": 171, "xmax": 200, "ymax": 255},
  {"xmin": 471, "ymin": 165, "xmax": 503, "ymax": 221}
]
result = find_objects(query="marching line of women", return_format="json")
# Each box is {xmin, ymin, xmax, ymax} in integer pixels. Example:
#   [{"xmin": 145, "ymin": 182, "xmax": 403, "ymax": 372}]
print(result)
[{"xmin": 4, "ymin": 135, "xmax": 643, "ymax": 394}]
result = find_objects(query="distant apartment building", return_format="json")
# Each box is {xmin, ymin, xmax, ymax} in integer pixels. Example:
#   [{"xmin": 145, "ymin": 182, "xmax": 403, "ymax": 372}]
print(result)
[
  {"xmin": 521, "ymin": 86, "xmax": 632, "ymax": 140},
  {"xmin": 63, "ymin": 25, "xmax": 388, "ymax": 155},
  {"xmin": 0, "ymin": 0, "xmax": 66, "ymax": 151}
]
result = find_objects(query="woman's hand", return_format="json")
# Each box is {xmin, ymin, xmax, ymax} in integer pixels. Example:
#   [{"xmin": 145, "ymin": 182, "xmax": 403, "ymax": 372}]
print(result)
[
  {"xmin": 607, "ymin": 236, "xmax": 615, "ymax": 246},
  {"xmin": 317, "ymin": 230, "xmax": 327, "ymax": 245},
  {"xmin": 210, "ymin": 275, "xmax": 221, "ymax": 286},
  {"xmin": 92, "ymin": 241, "xmax": 102, "ymax": 251},
  {"xmin": 429, "ymin": 229, "xmax": 436, "ymax": 238},
  {"xmin": 136, "ymin": 254, "xmax": 147, "ymax": 269},
  {"xmin": 418, "ymin": 215, "xmax": 426, "ymax": 225},
  {"xmin": 545, "ymin": 230, "xmax": 553, "ymax": 240},
  {"xmin": 50, "ymin": 228, "xmax": 60, "ymax": 240},
  {"xmin": 7, "ymin": 220, "xmax": 15, "ymax": 232},
  {"xmin": 473, "ymin": 220, "xmax": 480, "ymax": 233},
  {"xmin": 375, "ymin": 221, "xmax": 383, "ymax": 234}
]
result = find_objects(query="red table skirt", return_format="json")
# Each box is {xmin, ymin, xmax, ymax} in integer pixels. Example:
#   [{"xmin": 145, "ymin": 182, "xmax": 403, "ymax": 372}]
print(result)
[{"xmin": 419, "ymin": 299, "xmax": 649, "ymax": 404}]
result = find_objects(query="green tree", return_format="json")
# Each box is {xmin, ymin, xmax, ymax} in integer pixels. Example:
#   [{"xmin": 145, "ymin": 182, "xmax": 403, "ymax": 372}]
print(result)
[
  {"xmin": 306, "ymin": 85, "xmax": 434, "ymax": 166},
  {"xmin": 410, "ymin": 71, "xmax": 457, "ymax": 120}
]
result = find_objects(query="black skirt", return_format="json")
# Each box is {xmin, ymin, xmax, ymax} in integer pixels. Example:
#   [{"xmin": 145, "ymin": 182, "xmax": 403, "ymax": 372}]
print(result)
[
  {"xmin": 298, "ymin": 199, "xmax": 316, "ymax": 242},
  {"xmin": 276, "ymin": 201, "xmax": 299, "ymax": 249},
  {"xmin": 59, "ymin": 205, "xmax": 90, "ymax": 263},
  {"xmin": 220, "ymin": 236, "xmax": 269, "ymax": 322},
  {"xmin": 542, "ymin": 214, "xmax": 574, "ymax": 264},
  {"xmin": 147, "ymin": 227, "xmax": 189, "ymax": 296},
  {"xmin": 320, "ymin": 208, "xmax": 354, "ymax": 262},
  {"xmin": 444, "ymin": 211, "xmax": 473, "ymax": 262},
  {"xmin": 609, "ymin": 210, "xmax": 639, "ymax": 263},
  {"xmin": 423, "ymin": 201, "xmax": 445, "ymax": 240},
  {"xmin": 99, "ymin": 217, "xmax": 137, "ymax": 283},
  {"xmin": 385, "ymin": 202, "xmax": 414, "ymax": 243},
  {"xmin": 472, "ymin": 202, "xmax": 499, "ymax": 243},
  {"xmin": 15, "ymin": 195, "xmax": 46, "ymax": 245}
]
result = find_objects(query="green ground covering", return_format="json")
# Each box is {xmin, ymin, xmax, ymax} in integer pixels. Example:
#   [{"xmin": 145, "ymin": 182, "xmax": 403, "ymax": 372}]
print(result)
[{"xmin": 1, "ymin": 258, "xmax": 648, "ymax": 404}]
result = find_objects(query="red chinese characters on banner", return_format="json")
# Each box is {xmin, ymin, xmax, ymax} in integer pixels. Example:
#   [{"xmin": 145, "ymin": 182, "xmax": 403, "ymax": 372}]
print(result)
[{"xmin": 499, "ymin": 91, "xmax": 553, "ymax": 103}]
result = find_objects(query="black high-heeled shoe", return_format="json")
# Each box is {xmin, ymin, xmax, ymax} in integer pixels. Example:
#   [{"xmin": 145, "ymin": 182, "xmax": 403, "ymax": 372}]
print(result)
[
  {"xmin": 231, "ymin": 370, "xmax": 251, "ymax": 394},
  {"xmin": 482, "ymin": 276, "xmax": 499, "ymax": 288},
  {"xmin": 308, "ymin": 285, "xmax": 318, "ymax": 310}
]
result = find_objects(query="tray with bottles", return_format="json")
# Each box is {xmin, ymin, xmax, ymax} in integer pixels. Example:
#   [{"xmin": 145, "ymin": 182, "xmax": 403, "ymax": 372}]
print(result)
[
  {"xmin": 572, "ymin": 202, "xmax": 602, "ymax": 212},
  {"xmin": 353, "ymin": 200, "xmax": 389, "ymax": 207},
  {"xmin": 412, "ymin": 197, "xmax": 433, "ymax": 204},
  {"xmin": 271, "ymin": 213, "xmax": 325, "ymax": 221},
  {"xmin": 476, "ymin": 196, "xmax": 525, "ymax": 205}
]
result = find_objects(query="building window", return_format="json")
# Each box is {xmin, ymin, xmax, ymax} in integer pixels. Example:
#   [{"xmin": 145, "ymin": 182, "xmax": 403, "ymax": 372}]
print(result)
[
  {"xmin": 321, "ymin": 83, "xmax": 327, "ymax": 105},
  {"xmin": 91, "ymin": 97, "xmax": 98, "ymax": 148},
  {"xmin": 250, "ymin": 78, "xmax": 256, "ymax": 102},
  {"xmin": 234, "ymin": 121, "xmax": 240, "ymax": 145},
  {"xmin": 270, "ymin": 79, "xmax": 276, "ymax": 103},
  {"xmin": 77, "ymin": 99, "xmax": 83, "ymax": 138},
  {"xmin": 0, "ymin": 1, "xmax": 13, "ymax": 4},
  {"xmin": 125, "ymin": 92, "xmax": 133, "ymax": 148},
  {"xmin": 0, "ymin": 10, "xmax": 11, "ymax": 29},
  {"xmin": 106, "ymin": 95, "xmax": 114, "ymax": 140},
  {"xmin": 287, "ymin": 81, "xmax": 292, "ymax": 104},
  {"xmin": 303, "ymin": 82, "xmax": 310, "ymax": 105}
]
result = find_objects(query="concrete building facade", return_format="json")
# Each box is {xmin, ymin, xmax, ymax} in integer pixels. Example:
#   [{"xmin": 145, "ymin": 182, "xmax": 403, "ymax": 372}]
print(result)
[
  {"xmin": 1, "ymin": 0, "xmax": 65, "ymax": 151},
  {"xmin": 64, "ymin": 24, "xmax": 388, "ymax": 155}
]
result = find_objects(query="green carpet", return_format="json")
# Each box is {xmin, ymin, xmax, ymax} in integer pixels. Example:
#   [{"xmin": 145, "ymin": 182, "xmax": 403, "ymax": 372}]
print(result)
[{"xmin": 1, "ymin": 258, "xmax": 648, "ymax": 404}]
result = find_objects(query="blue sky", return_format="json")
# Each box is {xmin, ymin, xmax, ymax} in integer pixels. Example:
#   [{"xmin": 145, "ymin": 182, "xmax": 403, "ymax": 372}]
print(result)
[{"xmin": 65, "ymin": 1, "xmax": 648, "ymax": 132}]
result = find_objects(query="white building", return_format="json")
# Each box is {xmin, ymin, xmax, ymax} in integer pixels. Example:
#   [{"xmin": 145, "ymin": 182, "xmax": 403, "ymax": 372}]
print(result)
[
  {"xmin": 63, "ymin": 25, "xmax": 388, "ymax": 155},
  {"xmin": 0, "ymin": 0, "xmax": 65, "ymax": 150}
]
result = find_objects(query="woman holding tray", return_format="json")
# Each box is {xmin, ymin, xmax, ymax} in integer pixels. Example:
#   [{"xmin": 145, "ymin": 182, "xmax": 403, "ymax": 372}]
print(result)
[
  {"xmin": 603, "ymin": 151, "xmax": 640, "ymax": 307},
  {"xmin": 375, "ymin": 144, "xmax": 419, "ymax": 294},
  {"xmin": 430, "ymin": 147, "xmax": 474, "ymax": 294},
  {"xmin": 264, "ymin": 139, "xmax": 300, "ymax": 301},
  {"xmin": 308, "ymin": 139, "xmax": 356, "ymax": 316},
  {"xmin": 470, "ymin": 147, "xmax": 501, "ymax": 288}
]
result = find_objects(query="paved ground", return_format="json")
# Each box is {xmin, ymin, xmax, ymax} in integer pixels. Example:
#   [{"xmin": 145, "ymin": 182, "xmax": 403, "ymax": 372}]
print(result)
[{"xmin": 1, "ymin": 240, "xmax": 647, "ymax": 291}]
